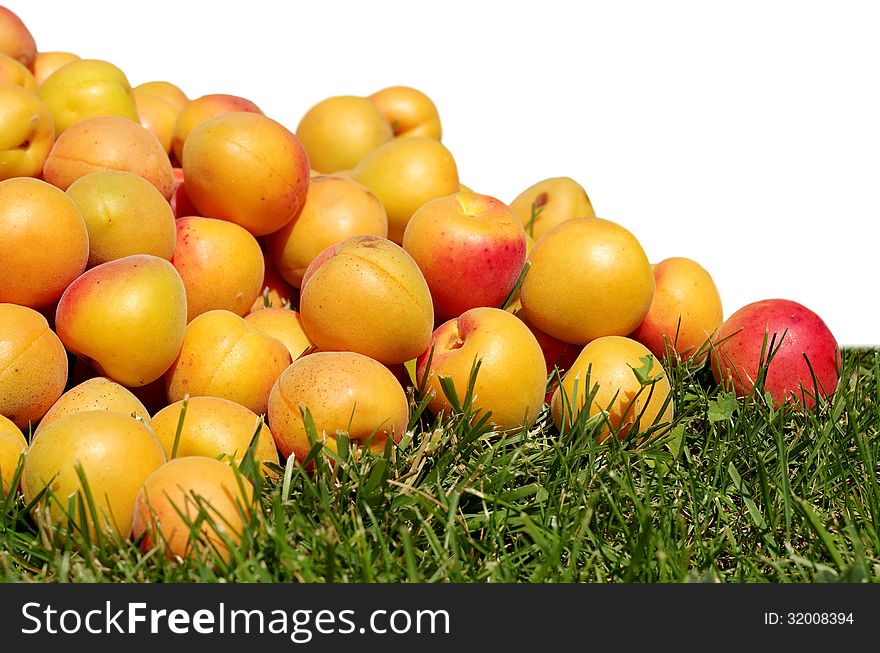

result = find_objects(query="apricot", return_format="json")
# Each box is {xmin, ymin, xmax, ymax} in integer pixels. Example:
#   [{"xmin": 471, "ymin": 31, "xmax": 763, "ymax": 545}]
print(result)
[
  {"xmin": 35, "ymin": 377, "xmax": 150, "ymax": 436},
  {"xmin": 172, "ymin": 216, "xmax": 265, "ymax": 321},
  {"xmin": 249, "ymin": 259, "xmax": 298, "ymax": 312},
  {"xmin": 43, "ymin": 116, "xmax": 174, "ymax": 198},
  {"xmin": 133, "ymin": 89, "xmax": 178, "ymax": 154},
  {"xmin": 131, "ymin": 456, "xmax": 255, "ymax": 564},
  {"xmin": 402, "ymin": 191, "xmax": 527, "ymax": 320},
  {"xmin": 244, "ymin": 307, "xmax": 313, "ymax": 361},
  {"xmin": 169, "ymin": 166, "xmax": 197, "ymax": 219},
  {"xmin": 0, "ymin": 52, "xmax": 36, "ymax": 91},
  {"xmin": 369, "ymin": 85, "xmax": 442, "ymax": 140},
  {"xmin": 134, "ymin": 81, "xmax": 188, "ymax": 113},
  {"xmin": 66, "ymin": 170, "xmax": 176, "ymax": 267},
  {"xmin": 32, "ymin": 51, "xmax": 80, "ymax": 86},
  {"xmin": 0, "ymin": 304, "xmax": 67, "ymax": 430},
  {"xmin": 0, "ymin": 7, "xmax": 36, "ymax": 68},
  {"xmin": 151, "ymin": 396, "xmax": 278, "ymax": 475},
  {"xmin": 551, "ymin": 336, "xmax": 674, "ymax": 442},
  {"xmin": 295, "ymin": 95, "xmax": 392, "ymax": 173},
  {"xmin": 182, "ymin": 112, "xmax": 310, "ymax": 236},
  {"xmin": 165, "ymin": 310, "xmax": 292, "ymax": 416},
  {"xmin": 630, "ymin": 257, "xmax": 724, "ymax": 363},
  {"xmin": 0, "ymin": 414, "xmax": 26, "ymax": 493},
  {"xmin": 299, "ymin": 235, "xmax": 434, "ymax": 365},
  {"xmin": 416, "ymin": 307, "xmax": 547, "ymax": 432},
  {"xmin": 38, "ymin": 59, "xmax": 138, "ymax": 135},
  {"xmin": 352, "ymin": 136, "xmax": 459, "ymax": 243},
  {"xmin": 711, "ymin": 299, "xmax": 840, "ymax": 408},
  {"xmin": 171, "ymin": 93, "xmax": 261, "ymax": 163},
  {"xmin": 520, "ymin": 217, "xmax": 654, "ymax": 345},
  {"xmin": 21, "ymin": 410, "xmax": 165, "ymax": 539},
  {"xmin": 55, "ymin": 254, "xmax": 188, "ymax": 387},
  {"xmin": 0, "ymin": 178, "xmax": 88, "ymax": 308},
  {"xmin": 268, "ymin": 351, "xmax": 409, "ymax": 462},
  {"xmin": 0, "ymin": 84, "xmax": 55, "ymax": 180},
  {"xmin": 510, "ymin": 177, "xmax": 595, "ymax": 240},
  {"xmin": 265, "ymin": 175, "xmax": 388, "ymax": 288}
]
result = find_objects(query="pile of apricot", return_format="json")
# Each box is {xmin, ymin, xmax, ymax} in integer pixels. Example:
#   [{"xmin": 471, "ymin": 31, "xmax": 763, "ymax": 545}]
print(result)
[{"xmin": 0, "ymin": 7, "xmax": 841, "ymax": 562}]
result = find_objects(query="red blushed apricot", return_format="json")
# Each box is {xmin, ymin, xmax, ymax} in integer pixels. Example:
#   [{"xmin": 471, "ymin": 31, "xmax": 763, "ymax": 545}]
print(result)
[
  {"xmin": 264, "ymin": 175, "xmax": 388, "ymax": 289},
  {"xmin": 169, "ymin": 167, "xmax": 198, "ymax": 219},
  {"xmin": 0, "ymin": 7, "xmax": 36, "ymax": 69},
  {"xmin": 711, "ymin": 299, "xmax": 840, "ymax": 409},
  {"xmin": 182, "ymin": 112, "xmax": 311, "ymax": 236},
  {"xmin": 55, "ymin": 255, "xmax": 188, "ymax": 388},
  {"xmin": 267, "ymin": 351, "xmax": 409, "ymax": 463},
  {"xmin": 165, "ymin": 310, "xmax": 292, "ymax": 416},
  {"xmin": 172, "ymin": 217, "xmax": 265, "ymax": 322},
  {"xmin": 43, "ymin": 116, "xmax": 174, "ymax": 199},
  {"xmin": 171, "ymin": 93, "xmax": 261, "ymax": 163},
  {"xmin": 32, "ymin": 51, "xmax": 80, "ymax": 86},
  {"xmin": 0, "ymin": 178, "xmax": 88, "ymax": 309},
  {"xmin": 0, "ymin": 304, "xmax": 68, "ymax": 430},
  {"xmin": 415, "ymin": 307, "xmax": 547, "ymax": 432},
  {"xmin": 630, "ymin": 257, "xmax": 723, "ymax": 363},
  {"xmin": 402, "ymin": 191, "xmax": 527, "ymax": 320}
]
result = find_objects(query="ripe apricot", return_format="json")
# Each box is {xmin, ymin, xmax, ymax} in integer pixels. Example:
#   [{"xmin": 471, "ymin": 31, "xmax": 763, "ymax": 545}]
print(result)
[
  {"xmin": 268, "ymin": 351, "xmax": 409, "ymax": 462},
  {"xmin": 0, "ymin": 7, "xmax": 36, "ymax": 68},
  {"xmin": 265, "ymin": 175, "xmax": 388, "ymax": 288},
  {"xmin": 0, "ymin": 83, "xmax": 55, "ymax": 180},
  {"xmin": 510, "ymin": 177, "xmax": 595, "ymax": 240},
  {"xmin": 182, "ymin": 112, "xmax": 310, "ymax": 236},
  {"xmin": 369, "ymin": 85, "xmax": 442, "ymax": 140},
  {"xmin": 0, "ymin": 177, "xmax": 88, "ymax": 308},
  {"xmin": 172, "ymin": 216, "xmax": 265, "ymax": 321},
  {"xmin": 171, "ymin": 93, "xmax": 261, "ymax": 164},
  {"xmin": 43, "ymin": 115, "xmax": 174, "ymax": 198},
  {"xmin": 35, "ymin": 377, "xmax": 150, "ymax": 436},
  {"xmin": 244, "ymin": 308, "xmax": 313, "ymax": 361},
  {"xmin": 0, "ymin": 52, "xmax": 36, "ymax": 91},
  {"xmin": 66, "ymin": 170, "xmax": 176, "ymax": 267},
  {"xmin": 32, "ymin": 51, "xmax": 80, "ymax": 86},
  {"xmin": 0, "ymin": 414, "xmax": 26, "ymax": 493}
]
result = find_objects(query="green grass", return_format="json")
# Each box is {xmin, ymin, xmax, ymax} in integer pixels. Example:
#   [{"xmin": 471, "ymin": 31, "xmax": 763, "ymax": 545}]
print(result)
[{"xmin": 1, "ymin": 348, "xmax": 878, "ymax": 583}]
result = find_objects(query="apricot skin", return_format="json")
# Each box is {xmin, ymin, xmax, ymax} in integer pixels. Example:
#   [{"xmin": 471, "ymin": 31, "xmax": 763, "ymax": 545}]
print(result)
[
  {"xmin": 0, "ymin": 304, "xmax": 68, "ymax": 430},
  {"xmin": 520, "ymin": 217, "xmax": 654, "ymax": 345},
  {"xmin": 21, "ymin": 410, "xmax": 166, "ymax": 539},
  {"xmin": 265, "ymin": 175, "xmax": 388, "ymax": 289},
  {"xmin": 182, "ymin": 112, "xmax": 311, "ymax": 236},
  {"xmin": 151, "ymin": 396, "xmax": 279, "ymax": 476},
  {"xmin": 35, "ymin": 377, "xmax": 150, "ymax": 436},
  {"xmin": 66, "ymin": 170, "xmax": 176, "ymax": 268},
  {"xmin": 244, "ymin": 308, "xmax": 313, "ymax": 361},
  {"xmin": 172, "ymin": 216, "xmax": 265, "ymax": 322},
  {"xmin": 0, "ymin": 7, "xmax": 36, "ymax": 68},
  {"xmin": 131, "ymin": 456, "xmax": 255, "ymax": 564},
  {"xmin": 416, "ymin": 307, "xmax": 547, "ymax": 432},
  {"xmin": 510, "ymin": 177, "xmax": 595, "ymax": 241},
  {"xmin": 165, "ymin": 310, "xmax": 292, "ymax": 416},
  {"xmin": 171, "ymin": 93, "xmax": 261, "ymax": 164},
  {"xmin": 369, "ymin": 85, "xmax": 442, "ymax": 140},
  {"xmin": 43, "ymin": 115, "xmax": 174, "ymax": 199},
  {"xmin": 55, "ymin": 254, "xmax": 188, "ymax": 388},
  {"xmin": 0, "ymin": 177, "xmax": 88, "ymax": 309},
  {"xmin": 630, "ymin": 257, "xmax": 723, "ymax": 363},
  {"xmin": 551, "ymin": 336, "xmax": 674, "ymax": 443},
  {"xmin": 32, "ymin": 51, "xmax": 80, "ymax": 86},
  {"xmin": 299, "ymin": 235, "xmax": 434, "ymax": 365},
  {"xmin": 0, "ymin": 414, "xmax": 26, "ymax": 493},
  {"xmin": 351, "ymin": 136, "xmax": 459, "ymax": 244},
  {"xmin": 268, "ymin": 351, "xmax": 409, "ymax": 463}
]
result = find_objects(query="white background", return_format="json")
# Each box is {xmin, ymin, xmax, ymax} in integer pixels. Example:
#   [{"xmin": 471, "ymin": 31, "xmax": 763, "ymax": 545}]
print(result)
[{"xmin": 15, "ymin": 0, "xmax": 880, "ymax": 345}]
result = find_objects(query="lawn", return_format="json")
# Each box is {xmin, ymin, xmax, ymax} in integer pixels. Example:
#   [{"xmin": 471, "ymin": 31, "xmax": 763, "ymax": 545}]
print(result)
[{"xmin": 1, "ymin": 348, "xmax": 878, "ymax": 583}]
